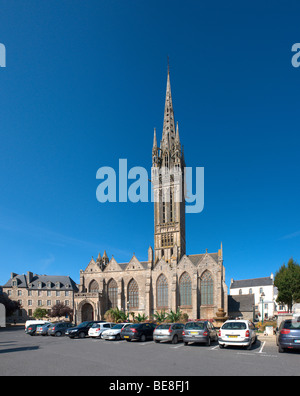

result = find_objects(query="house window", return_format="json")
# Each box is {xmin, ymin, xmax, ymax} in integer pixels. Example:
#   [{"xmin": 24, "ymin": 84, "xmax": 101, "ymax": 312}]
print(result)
[
  {"xmin": 239, "ymin": 289, "xmax": 242, "ymax": 295},
  {"xmin": 38, "ymin": 300, "xmax": 42, "ymax": 306},
  {"xmin": 179, "ymin": 272, "xmax": 192, "ymax": 306},
  {"xmin": 200, "ymin": 271, "xmax": 213, "ymax": 305},
  {"xmin": 249, "ymin": 288, "xmax": 252, "ymax": 294},
  {"xmin": 28, "ymin": 300, "xmax": 32, "ymax": 306},
  {"xmin": 128, "ymin": 279, "xmax": 139, "ymax": 309},
  {"xmin": 157, "ymin": 274, "xmax": 168, "ymax": 308}
]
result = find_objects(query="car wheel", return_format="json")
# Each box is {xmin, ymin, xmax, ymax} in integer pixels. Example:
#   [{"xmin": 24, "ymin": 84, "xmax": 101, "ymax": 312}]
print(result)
[
  {"xmin": 219, "ymin": 344, "xmax": 225, "ymax": 349},
  {"xmin": 55, "ymin": 331, "xmax": 62, "ymax": 337},
  {"xmin": 278, "ymin": 344, "xmax": 285, "ymax": 353},
  {"xmin": 126, "ymin": 339, "xmax": 131, "ymax": 342},
  {"xmin": 79, "ymin": 332, "xmax": 85, "ymax": 339},
  {"xmin": 246, "ymin": 342, "xmax": 252, "ymax": 350},
  {"xmin": 140, "ymin": 334, "xmax": 146, "ymax": 342},
  {"xmin": 115, "ymin": 334, "xmax": 121, "ymax": 341},
  {"xmin": 154, "ymin": 340, "xmax": 160, "ymax": 343},
  {"xmin": 172, "ymin": 335, "xmax": 178, "ymax": 344},
  {"xmin": 184, "ymin": 342, "xmax": 189, "ymax": 346},
  {"xmin": 206, "ymin": 337, "xmax": 211, "ymax": 347}
]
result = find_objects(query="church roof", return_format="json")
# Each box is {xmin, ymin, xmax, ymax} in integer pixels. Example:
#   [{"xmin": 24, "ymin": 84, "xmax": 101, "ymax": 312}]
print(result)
[{"xmin": 187, "ymin": 253, "xmax": 219, "ymax": 265}]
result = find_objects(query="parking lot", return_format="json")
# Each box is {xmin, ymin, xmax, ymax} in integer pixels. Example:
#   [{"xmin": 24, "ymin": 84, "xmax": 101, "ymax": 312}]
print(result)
[{"xmin": 0, "ymin": 327, "xmax": 299, "ymax": 376}]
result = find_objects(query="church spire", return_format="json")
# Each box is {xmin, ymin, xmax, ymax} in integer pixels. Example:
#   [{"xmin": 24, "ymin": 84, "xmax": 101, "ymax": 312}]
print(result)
[{"xmin": 162, "ymin": 64, "xmax": 176, "ymax": 147}]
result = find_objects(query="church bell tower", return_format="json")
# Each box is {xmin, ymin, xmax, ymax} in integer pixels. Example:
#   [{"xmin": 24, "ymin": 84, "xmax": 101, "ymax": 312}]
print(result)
[{"xmin": 152, "ymin": 66, "xmax": 186, "ymax": 264}]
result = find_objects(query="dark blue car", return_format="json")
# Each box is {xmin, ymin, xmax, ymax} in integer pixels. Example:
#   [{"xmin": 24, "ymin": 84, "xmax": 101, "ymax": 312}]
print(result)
[{"xmin": 277, "ymin": 318, "xmax": 300, "ymax": 353}]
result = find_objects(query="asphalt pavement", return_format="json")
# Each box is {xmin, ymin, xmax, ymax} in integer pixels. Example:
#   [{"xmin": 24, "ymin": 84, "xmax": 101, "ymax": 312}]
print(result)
[{"xmin": 0, "ymin": 326, "xmax": 299, "ymax": 376}]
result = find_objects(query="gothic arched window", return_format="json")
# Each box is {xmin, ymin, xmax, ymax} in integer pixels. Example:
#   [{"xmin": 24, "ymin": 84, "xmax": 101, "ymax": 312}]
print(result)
[
  {"xmin": 179, "ymin": 272, "xmax": 192, "ymax": 306},
  {"xmin": 128, "ymin": 279, "xmax": 139, "ymax": 309},
  {"xmin": 157, "ymin": 274, "xmax": 168, "ymax": 308},
  {"xmin": 200, "ymin": 271, "xmax": 213, "ymax": 305},
  {"xmin": 108, "ymin": 279, "xmax": 118, "ymax": 309},
  {"xmin": 89, "ymin": 280, "xmax": 99, "ymax": 293}
]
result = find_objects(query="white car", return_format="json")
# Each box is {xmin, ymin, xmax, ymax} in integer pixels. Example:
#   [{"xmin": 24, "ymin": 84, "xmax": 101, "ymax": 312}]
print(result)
[
  {"xmin": 102, "ymin": 323, "xmax": 133, "ymax": 341},
  {"xmin": 218, "ymin": 320, "xmax": 257, "ymax": 350},
  {"xmin": 88, "ymin": 322, "xmax": 116, "ymax": 339}
]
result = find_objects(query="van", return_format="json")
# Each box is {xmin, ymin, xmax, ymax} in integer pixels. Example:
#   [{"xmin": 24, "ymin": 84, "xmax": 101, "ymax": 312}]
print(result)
[{"xmin": 25, "ymin": 320, "xmax": 51, "ymax": 330}]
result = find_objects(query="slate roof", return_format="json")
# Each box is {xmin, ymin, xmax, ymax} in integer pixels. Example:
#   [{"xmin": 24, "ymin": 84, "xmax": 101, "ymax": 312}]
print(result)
[
  {"xmin": 230, "ymin": 277, "xmax": 273, "ymax": 289},
  {"xmin": 187, "ymin": 253, "xmax": 219, "ymax": 266},
  {"xmin": 3, "ymin": 274, "xmax": 78, "ymax": 291},
  {"xmin": 228, "ymin": 294, "xmax": 255, "ymax": 313}
]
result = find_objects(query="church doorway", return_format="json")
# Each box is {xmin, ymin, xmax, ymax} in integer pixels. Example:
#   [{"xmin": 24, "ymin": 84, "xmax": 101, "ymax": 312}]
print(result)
[{"xmin": 81, "ymin": 303, "xmax": 94, "ymax": 321}]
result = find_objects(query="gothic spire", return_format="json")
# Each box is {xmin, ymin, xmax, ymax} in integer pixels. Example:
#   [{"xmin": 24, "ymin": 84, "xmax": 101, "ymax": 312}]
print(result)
[{"xmin": 162, "ymin": 65, "xmax": 176, "ymax": 148}]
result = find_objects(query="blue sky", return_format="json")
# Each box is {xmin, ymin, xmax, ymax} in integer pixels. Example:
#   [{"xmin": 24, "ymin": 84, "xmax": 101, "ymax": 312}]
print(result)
[{"xmin": 0, "ymin": 1, "xmax": 300, "ymax": 289}]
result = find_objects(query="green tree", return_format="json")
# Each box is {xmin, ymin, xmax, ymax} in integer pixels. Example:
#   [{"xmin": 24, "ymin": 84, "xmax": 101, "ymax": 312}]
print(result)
[
  {"xmin": 274, "ymin": 258, "xmax": 300, "ymax": 312},
  {"xmin": 33, "ymin": 308, "xmax": 48, "ymax": 320}
]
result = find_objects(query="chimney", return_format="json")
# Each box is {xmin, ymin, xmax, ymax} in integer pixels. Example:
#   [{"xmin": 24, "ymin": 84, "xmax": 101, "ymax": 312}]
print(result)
[{"xmin": 27, "ymin": 271, "xmax": 33, "ymax": 283}]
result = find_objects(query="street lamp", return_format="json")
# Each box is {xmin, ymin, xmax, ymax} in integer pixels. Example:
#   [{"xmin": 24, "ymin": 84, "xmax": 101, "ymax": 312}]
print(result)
[{"xmin": 261, "ymin": 292, "xmax": 265, "ymax": 325}]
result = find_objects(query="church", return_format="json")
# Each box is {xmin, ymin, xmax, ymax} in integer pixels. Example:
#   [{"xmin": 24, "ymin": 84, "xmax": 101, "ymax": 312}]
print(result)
[{"xmin": 74, "ymin": 68, "xmax": 228, "ymax": 323}]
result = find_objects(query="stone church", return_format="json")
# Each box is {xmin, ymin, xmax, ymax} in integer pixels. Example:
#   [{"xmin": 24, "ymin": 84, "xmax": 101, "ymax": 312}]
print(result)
[{"xmin": 74, "ymin": 69, "xmax": 228, "ymax": 323}]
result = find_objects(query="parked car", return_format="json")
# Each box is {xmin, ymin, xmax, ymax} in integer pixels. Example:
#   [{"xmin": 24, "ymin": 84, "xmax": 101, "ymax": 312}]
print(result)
[
  {"xmin": 25, "ymin": 323, "xmax": 40, "ymax": 336},
  {"xmin": 35, "ymin": 323, "xmax": 52, "ymax": 336},
  {"xmin": 88, "ymin": 322, "xmax": 116, "ymax": 339},
  {"xmin": 48, "ymin": 322, "xmax": 74, "ymax": 337},
  {"xmin": 120, "ymin": 322, "xmax": 157, "ymax": 342},
  {"xmin": 65, "ymin": 321, "xmax": 105, "ymax": 339},
  {"xmin": 276, "ymin": 318, "xmax": 300, "ymax": 353},
  {"xmin": 182, "ymin": 321, "xmax": 217, "ymax": 346},
  {"xmin": 102, "ymin": 323, "xmax": 133, "ymax": 341},
  {"xmin": 25, "ymin": 320, "xmax": 50, "ymax": 331},
  {"xmin": 153, "ymin": 323, "xmax": 184, "ymax": 344},
  {"xmin": 218, "ymin": 320, "xmax": 256, "ymax": 350}
]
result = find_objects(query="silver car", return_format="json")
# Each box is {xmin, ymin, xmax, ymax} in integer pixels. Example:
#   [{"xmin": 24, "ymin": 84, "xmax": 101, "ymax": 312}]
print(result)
[
  {"xmin": 183, "ymin": 321, "xmax": 218, "ymax": 346},
  {"xmin": 153, "ymin": 323, "xmax": 184, "ymax": 344}
]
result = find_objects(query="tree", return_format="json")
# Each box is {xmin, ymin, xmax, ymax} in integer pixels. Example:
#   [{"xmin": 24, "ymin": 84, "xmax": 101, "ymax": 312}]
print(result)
[
  {"xmin": 49, "ymin": 303, "xmax": 73, "ymax": 321},
  {"xmin": 0, "ymin": 294, "xmax": 20, "ymax": 317},
  {"xmin": 33, "ymin": 308, "xmax": 48, "ymax": 320},
  {"xmin": 274, "ymin": 258, "xmax": 300, "ymax": 312}
]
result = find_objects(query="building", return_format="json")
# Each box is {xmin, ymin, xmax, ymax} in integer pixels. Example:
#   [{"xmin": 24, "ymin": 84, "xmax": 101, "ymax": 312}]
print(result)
[
  {"xmin": 74, "ymin": 68, "xmax": 228, "ymax": 323},
  {"xmin": 228, "ymin": 294, "xmax": 255, "ymax": 321},
  {"xmin": 1, "ymin": 272, "xmax": 78, "ymax": 323},
  {"xmin": 230, "ymin": 275, "xmax": 277, "ymax": 320}
]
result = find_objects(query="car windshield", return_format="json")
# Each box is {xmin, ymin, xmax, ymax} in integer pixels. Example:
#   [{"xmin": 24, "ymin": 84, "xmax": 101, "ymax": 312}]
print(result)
[
  {"xmin": 77, "ymin": 321, "xmax": 90, "ymax": 328},
  {"xmin": 185, "ymin": 322, "xmax": 205, "ymax": 329},
  {"xmin": 284, "ymin": 320, "xmax": 300, "ymax": 330},
  {"xmin": 222, "ymin": 322, "xmax": 247, "ymax": 330},
  {"xmin": 112, "ymin": 324, "xmax": 123, "ymax": 329},
  {"xmin": 157, "ymin": 324, "xmax": 171, "ymax": 330}
]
